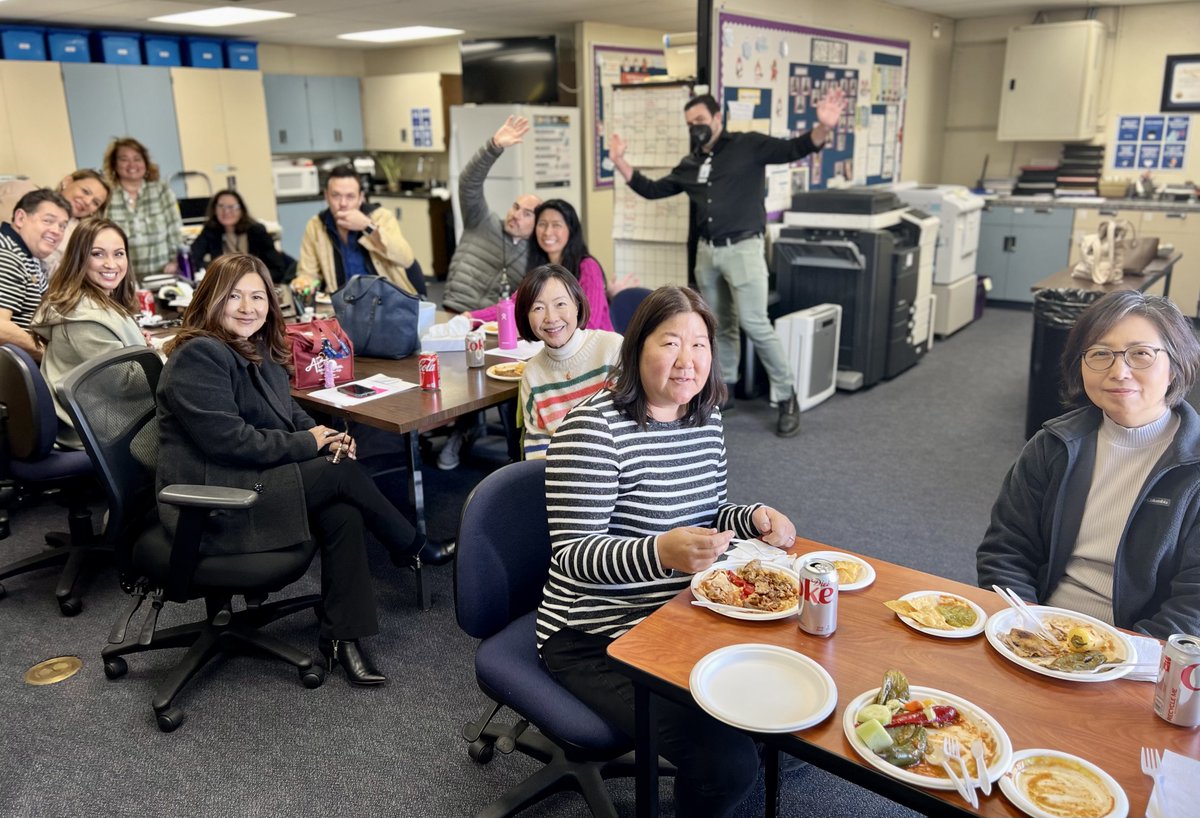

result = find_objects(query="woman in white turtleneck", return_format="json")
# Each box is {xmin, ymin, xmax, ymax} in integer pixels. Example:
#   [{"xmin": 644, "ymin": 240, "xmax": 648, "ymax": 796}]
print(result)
[
  {"xmin": 978, "ymin": 291, "xmax": 1200, "ymax": 639},
  {"xmin": 513, "ymin": 264, "xmax": 623, "ymax": 459}
]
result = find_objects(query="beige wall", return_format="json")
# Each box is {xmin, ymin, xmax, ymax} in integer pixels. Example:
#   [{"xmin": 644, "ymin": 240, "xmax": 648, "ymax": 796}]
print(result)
[
  {"xmin": 257, "ymin": 44, "xmax": 365, "ymax": 76},
  {"xmin": 575, "ymin": 21, "xmax": 669, "ymax": 275},
  {"xmin": 364, "ymin": 42, "xmax": 462, "ymax": 76},
  {"xmin": 941, "ymin": 3, "xmax": 1200, "ymax": 186}
]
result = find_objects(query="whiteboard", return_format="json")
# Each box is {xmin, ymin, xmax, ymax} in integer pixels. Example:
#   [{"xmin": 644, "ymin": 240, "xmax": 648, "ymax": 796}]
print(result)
[{"xmin": 716, "ymin": 9, "xmax": 909, "ymax": 211}]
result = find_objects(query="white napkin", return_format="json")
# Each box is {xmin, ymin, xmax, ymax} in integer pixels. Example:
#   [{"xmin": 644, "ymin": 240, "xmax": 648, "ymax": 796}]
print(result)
[
  {"xmin": 484, "ymin": 340, "xmax": 544, "ymax": 361},
  {"xmin": 421, "ymin": 314, "xmax": 473, "ymax": 351},
  {"xmin": 725, "ymin": 539, "xmax": 794, "ymax": 570},
  {"xmin": 1127, "ymin": 635, "xmax": 1163, "ymax": 682},
  {"xmin": 1145, "ymin": 749, "xmax": 1199, "ymax": 818}
]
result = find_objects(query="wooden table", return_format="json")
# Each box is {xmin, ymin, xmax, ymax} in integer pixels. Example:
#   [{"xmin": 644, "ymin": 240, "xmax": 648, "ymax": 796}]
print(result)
[
  {"xmin": 292, "ymin": 348, "xmax": 519, "ymax": 547},
  {"xmin": 607, "ymin": 540, "xmax": 1199, "ymax": 818},
  {"xmin": 1031, "ymin": 252, "xmax": 1180, "ymax": 298}
]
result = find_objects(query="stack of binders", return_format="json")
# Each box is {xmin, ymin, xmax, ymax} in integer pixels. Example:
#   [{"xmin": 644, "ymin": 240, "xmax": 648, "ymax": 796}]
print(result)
[{"xmin": 1056, "ymin": 145, "xmax": 1105, "ymax": 197}]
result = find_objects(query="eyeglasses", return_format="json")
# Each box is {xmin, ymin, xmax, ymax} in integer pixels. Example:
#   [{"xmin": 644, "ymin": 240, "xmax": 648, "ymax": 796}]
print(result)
[
  {"xmin": 215, "ymin": 204, "xmax": 242, "ymax": 213},
  {"xmin": 1082, "ymin": 345, "xmax": 1166, "ymax": 371}
]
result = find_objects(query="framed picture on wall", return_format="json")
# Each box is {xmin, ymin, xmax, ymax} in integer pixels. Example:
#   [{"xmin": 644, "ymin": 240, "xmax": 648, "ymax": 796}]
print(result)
[{"xmin": 1161, "ymin": 53, "xmax": 1200, "ymax": 112}]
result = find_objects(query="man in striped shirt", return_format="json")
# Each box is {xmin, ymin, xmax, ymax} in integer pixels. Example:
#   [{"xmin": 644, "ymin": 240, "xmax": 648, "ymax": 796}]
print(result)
[{"xmin": 0, "ymin": 189, "xmax": 70, "ymax": 360}]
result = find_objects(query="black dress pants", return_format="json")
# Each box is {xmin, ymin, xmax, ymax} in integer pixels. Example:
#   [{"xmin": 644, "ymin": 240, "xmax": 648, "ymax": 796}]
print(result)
[
  {"xmin": 298, "ymin": 456, "xmax": 419, "ymax": 639},
  {"xmin": 541, "ymin": 627, "xmax": 760, "ymax": 818}
]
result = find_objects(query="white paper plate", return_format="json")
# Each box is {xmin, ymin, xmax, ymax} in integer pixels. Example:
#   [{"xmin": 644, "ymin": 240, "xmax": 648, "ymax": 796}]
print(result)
[
  {"xmin": 691, "ymin": 561, "xmax": 799, "ymax": 621},
  {"xmin": 893, "ymin": 591, "xmax": 987, "ymax": 639},
  {"xmin": 481, "ymin": 321, "xmax": 499, "ymax": 336},
  {"xmin": 984, "ymin": 606, "xmax": 1135, "ymax": 683},
  {"xmin": 1000, "ymin": 749, "xmax": 1128, "ymax": 818},
  {"xmin": 485, "ymin": 363, "xmax": 524, "ymax": 382},
  {"xmin": 689, "ymin": 644, "xmax": 837, "ymax": 733},
  {"xmin": 842, "ymin": 685, "xmax": 1013, "ymax": 791},
  {"xmin": 796, "ymin": 550, "xmax": 875, "ymax": 591}
]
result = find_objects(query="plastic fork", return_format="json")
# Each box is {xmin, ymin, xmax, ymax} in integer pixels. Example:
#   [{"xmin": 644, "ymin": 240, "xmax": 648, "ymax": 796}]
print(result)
[
  {"xmin": 970, "ymin": 737, "xmax": 992, "ymax": 796},
  {"xmin": 991, "ymin": 584, "xmax": 1056, "ymax": 641},
  {"xmin": 1089, "ymin": 660, "xmax": 1160, "ymax": 674},
  {"xmin": 943, "ymin": 736, "xmax": 979, "ymax": 808},
  {"xmin": 1141, "ymin": 747, "xmax": 1164, "ymax": 814}
]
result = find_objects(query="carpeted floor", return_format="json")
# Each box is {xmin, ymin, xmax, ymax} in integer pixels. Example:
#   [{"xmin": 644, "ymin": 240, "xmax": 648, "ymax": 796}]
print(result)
[{"xmin": 0, "ymin": 304, "xmax": 1037, "ymax": 817}]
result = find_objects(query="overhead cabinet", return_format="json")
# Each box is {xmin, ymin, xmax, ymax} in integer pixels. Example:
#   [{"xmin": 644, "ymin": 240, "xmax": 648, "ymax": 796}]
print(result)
[
  {"xmin": 0, "ymin": 60, "xmax": 75, "ymax": 186},
  {"xmin": 363, "ymin": 72, "xmax": 459, "ymax": 152},
  {"xmin": 263, "ymin": 73, "xmax": 363, "ymax": 153},
  {"xmin": 997, "ymin": 20, "xmax": 1104, "ymax": 141}
]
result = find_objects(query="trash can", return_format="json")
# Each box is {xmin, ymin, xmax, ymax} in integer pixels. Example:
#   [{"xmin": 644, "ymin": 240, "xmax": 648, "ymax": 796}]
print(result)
[{"xmin": 1026, "ymin": 288, "xmax": 1102, "ymax": 439}]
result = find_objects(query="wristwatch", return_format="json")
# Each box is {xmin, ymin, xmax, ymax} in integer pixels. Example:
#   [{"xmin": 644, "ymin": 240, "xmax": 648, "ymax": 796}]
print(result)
[{"xmin": 362, "ymin": 224, "xmax": 375, "ymax": 236}]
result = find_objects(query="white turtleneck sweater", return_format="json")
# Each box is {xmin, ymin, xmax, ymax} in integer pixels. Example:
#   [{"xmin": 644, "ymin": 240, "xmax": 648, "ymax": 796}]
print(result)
[{"xmin": 1048, "ymin": 408, "xmax": 1178, "ymax": 623}]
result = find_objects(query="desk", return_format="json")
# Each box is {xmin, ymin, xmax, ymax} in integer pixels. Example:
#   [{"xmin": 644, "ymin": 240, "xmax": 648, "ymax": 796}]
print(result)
[
  {"xmin": 1030, "ymin": 252, "xmax": 1180, "ymax": 298},
  {"xmin": 292, "ymin": 349, "xmax": 518, "ymax": 548},
  {"xmin": 608, "ymin": 541, "xmax": 1199, "ymax": 818}
]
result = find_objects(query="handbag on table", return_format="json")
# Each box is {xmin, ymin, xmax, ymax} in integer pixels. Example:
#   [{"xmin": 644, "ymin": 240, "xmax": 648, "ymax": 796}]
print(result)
[
  {"xmin": 1072, "ymin": 218, "xmax": 1136, "ymax": 284},
  {"xmin": 285, "ymin": 317, "xmax": 355, "ymax": 389},
  {"xmin": 332, "ymin": 275, "xmax": 421, "ymax": 359}
]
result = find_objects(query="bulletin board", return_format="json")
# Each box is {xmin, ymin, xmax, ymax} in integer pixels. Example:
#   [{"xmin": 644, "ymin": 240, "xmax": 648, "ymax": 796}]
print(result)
[
  {"xmin": 592, "ymin": 44, "xmax": 669, "ymax": 189},
  {"xmin": 716, "ymin": 9, "xmax": 909, "ymax": 213}
]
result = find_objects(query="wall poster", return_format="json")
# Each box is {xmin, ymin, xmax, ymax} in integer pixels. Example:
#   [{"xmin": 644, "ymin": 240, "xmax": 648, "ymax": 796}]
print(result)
[{"xmin": 592, "ymin": 44, "xmax": 668, "ymax": 189}]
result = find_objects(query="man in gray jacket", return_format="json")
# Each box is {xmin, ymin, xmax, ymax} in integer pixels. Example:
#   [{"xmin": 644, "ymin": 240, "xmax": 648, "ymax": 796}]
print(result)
[{"xmin": 442, "ymin": 116, "xmax": 540, "ymax": 313}]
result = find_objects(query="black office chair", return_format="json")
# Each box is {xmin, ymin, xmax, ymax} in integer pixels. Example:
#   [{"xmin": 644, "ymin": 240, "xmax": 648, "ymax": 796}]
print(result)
[
  {"xmin": 609, "ymin": 286, "xmax": 652, "ymax": 334},
  {"xmin": 0, "ymin": 343, "xmax": 99, "ymax": 615},
  {"xmin": 455, "ymin": 460, "xmax": 670, "ymax": 818},
  {"xmin": 58, "ymin": 346, "xmax": 325, "ymax": 732}
]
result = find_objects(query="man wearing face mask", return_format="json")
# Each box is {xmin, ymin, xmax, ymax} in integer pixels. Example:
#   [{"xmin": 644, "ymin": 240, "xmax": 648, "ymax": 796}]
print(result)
[{"xmin": 609, "ymin": 90, "xmax": 846, "ymax": 438}]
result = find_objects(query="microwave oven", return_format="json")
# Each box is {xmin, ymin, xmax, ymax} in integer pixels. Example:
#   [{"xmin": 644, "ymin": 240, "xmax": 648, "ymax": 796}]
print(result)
[{"xmin": 272, "ymin": 165, "xmax": 319, "ymax": 197}]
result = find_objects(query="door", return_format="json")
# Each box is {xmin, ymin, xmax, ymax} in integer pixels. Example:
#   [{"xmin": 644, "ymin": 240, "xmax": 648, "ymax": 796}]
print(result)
[
  {"xmin": 219, "ymin": 71, "xmax": 276, "ymax": 221},
  {"xmin": 332, "ymin": 76, "xmax": 364, "ymax": 152},
  {"xmin": 62, "ymin": 64, "xmax": 125, "ymax": 173},
  {"xmin": 263, "ymin": 74, "xmax": 311, "ymax": 153},
  {"xmin": 304, "ymin": 75, "xmax": 339, "ymax": 153},
  {"xmin": 171, "ymin": 67, "xmax": 227, "ymax": 200},
  {"xmin": 0, "ymin": 61, "xmax": 75, "ymax": 185},
  {"xmin": 976, "ymin": 206, "xmax": 1012, "ymax": 300},
  {"xmin": 1005, "ymin": 208, "xmax": 1073, "ymax": 303},
  {"xmin": 118, "ymin": 66, "xmax": 184, "ymax": 190}
]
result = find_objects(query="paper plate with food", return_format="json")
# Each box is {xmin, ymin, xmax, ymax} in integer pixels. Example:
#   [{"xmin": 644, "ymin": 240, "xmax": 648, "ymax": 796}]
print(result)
[
  {"xmin": 480, "ymin": 321, "xmax": 499, "ymax": 335},
  {"xmin": 485, "ymin": 361, "xmax": 525, "ymax": 382},
  {"xmin": 885, "ymin": 591, "xmax": 986, "ymax": 638},
  {"xmin": 796, "ymin": 550, "xmax": 875, "ymax": 591},
  {"xmin": 999, "ymin": 749, "xmax": 1128, "ymax": 818},
  {"xmin": 843, "ymin": 669, "xmax": 1013, "ymax": 792},
  {"xmin": 984, "ymin": 606, "xmax": 1134, "ymax": 682},
  {"xmin": 690, "ymin": 559, "xmax": 799, "ymax": 621}
]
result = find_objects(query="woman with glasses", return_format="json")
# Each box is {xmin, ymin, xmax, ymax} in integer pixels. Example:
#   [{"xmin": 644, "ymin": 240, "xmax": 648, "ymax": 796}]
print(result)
[
  {"xmin": 977, "ymin": 290, "xmax": 1200, "ymax": 639},
  {"xmin": 189, "ymin": 189, "xmax": 291, "ymax": 282}
]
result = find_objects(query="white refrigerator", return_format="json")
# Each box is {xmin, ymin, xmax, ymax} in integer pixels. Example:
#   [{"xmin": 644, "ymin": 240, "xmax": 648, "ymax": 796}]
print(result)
[{"xmin": 448, "ymin": 104, "xmax": 582, "ymax": 241}]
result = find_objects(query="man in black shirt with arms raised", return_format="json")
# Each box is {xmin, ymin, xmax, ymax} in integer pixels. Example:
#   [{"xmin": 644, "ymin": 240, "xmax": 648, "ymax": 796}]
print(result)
[{"xmin": 609, "ymin": 89, "xmax": 846, "ymax": 437}]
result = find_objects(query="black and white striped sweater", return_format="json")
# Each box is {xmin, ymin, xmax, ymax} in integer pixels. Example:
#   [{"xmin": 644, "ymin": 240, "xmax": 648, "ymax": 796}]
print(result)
[{"xmin": 535, "ymin": 390, "xmax": 762, "ymax": 651}]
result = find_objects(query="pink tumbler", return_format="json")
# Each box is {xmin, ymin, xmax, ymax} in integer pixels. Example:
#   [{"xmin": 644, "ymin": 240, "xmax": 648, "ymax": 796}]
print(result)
[{"xmin": 497, "ymin": 295, "xmax": 518, "ymax": 350}]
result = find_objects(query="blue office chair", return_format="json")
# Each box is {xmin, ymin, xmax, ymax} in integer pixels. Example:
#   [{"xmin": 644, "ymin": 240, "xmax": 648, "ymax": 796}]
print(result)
[
  {"xmin": 0, "ymin": 343, "xmax": 99, "ymax": 615},
  {"xmin": 455, "ymin": 459, "xmax": 669, "ymax": 818},
  {"xmin": 609, "ymin": 287, "xmax": 652, "ymax": 334}
]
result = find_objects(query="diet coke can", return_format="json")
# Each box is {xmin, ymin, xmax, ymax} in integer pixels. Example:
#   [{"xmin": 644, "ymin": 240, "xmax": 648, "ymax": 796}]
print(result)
[
  {"xmin": 418, "ymin": 352, "xmax": 440, "ymax": 390},
  {"xmin": 798, "ymin": 559, "xmax": 838, "ymax": 637},
  {"xmin": 1154, "ymin": 633, "xmax": 1200, "ymax": 726},
  {"xmin": 136, "ymin": 289, "xmax": 156, "ymax": 315},
  {"xmin": 465, "ymin": 329, "xmax": 486, "ymax": 368}
]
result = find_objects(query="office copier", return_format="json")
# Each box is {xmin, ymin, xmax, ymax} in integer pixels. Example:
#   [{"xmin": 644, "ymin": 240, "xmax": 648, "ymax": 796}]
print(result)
[
  {"xmin": 887, "ymin": 182, "xmax": 984, "ymax": 337},
  {"xmin": 771, "ymin": 189, "xmax": 933, "ymax": 391}
]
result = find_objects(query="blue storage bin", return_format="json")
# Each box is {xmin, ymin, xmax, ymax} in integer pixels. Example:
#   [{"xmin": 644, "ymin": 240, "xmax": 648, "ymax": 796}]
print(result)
[
  {"xmin": 143, "ymin": 35, "xmax": 182, "ymax": 67},
  {"xmin": 225, "ymin": 41, "xmax": 257, "ymax": 70},
  {"xmin": 184, "ymin": 37, "xmax": 224, "ymax": 68},
  {"xmin": 0, "ymin": 26, "xmax": 47, "ymax": 61},
  {"xmin": 47, "ymin": 28, "xmax": 90, "ymax": 63},
  {"xmin": 95, "ymin": 31, "xmax": 142, "ymax": 64}
]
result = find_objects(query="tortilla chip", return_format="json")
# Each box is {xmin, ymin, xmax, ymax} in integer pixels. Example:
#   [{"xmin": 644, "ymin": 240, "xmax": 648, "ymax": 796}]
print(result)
[
  {"xmin": 885, "ymin": 595, "xmax": 976, "ymax": 629},
  {"xmin": 832, "ymin": 559, "xmax": 861, "ymax": 584}
]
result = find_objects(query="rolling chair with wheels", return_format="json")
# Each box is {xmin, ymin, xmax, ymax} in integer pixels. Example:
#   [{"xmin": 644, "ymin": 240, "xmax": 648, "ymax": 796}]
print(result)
[
  {"xmin": 59, "ymin": 346, "xmax": 326, "ymax": 733},
  {"xmin": 0, "ymin": 343, "xmax": 99, "ymax": 615},
  {"xmin": 455, "ymin": 459, "xmax": 671, "ymax": 818},
  {"xmin": 609, "ymin": 287, "xmax": 652, "ymax": 334}
]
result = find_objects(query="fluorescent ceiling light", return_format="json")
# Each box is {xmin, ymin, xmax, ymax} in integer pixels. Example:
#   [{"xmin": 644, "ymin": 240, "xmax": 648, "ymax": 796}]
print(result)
[
  {"xmin": 149, "ymin": 6, "xmax": 294, "ymax": 27},
  {"xmin": 338, "ymin": 26, "xmax": 463, "ymax": 44}
]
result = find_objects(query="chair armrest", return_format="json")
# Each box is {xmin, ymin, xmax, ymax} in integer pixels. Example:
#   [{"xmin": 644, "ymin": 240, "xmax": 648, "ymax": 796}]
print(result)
[{"xmin": 158, "ymin": 484, "xmax": 259, "ymax": 510}]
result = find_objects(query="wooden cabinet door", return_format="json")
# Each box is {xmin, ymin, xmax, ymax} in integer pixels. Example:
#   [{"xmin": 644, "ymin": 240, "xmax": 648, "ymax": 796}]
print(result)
[
  {"xmin": 171, "ymin": 67, "xmax": 227, "ymax": 199},
  {"xmin": 263, "ymin": 73, "xmax": 312, "ymax": 153},
  {"xmin": 363, "ymin": 72, "xmax": 442, "ymax": 152},
  {"xmin": 0, "ymin": 61, "xmax": 75, "ymax": 185},
  {"xmin": 1142, "ymin": 211, "xmax": 1200, "ymax": 316},
  {"xmin": 219, "ymin": 70, "xmax": 276, "ymax": 221},
  {"xmin": 119, "ymin": 66, "xmax": 184, "ymax": 191}
]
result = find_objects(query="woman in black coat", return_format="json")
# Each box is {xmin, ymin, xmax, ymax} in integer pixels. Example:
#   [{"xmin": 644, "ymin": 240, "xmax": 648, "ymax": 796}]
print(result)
[
  {"xmin": 157, "ymin": 254, "xmax": 423, "ymax": 685},
  {"xmin": 189, "ymin": 189, "xmax": 291, "ymax": 282}
]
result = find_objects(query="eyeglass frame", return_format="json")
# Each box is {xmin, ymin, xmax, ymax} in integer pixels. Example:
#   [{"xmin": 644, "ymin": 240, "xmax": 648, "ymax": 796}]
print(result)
[
  {"xmin": 1081, "ymin": 345, "xmax": 1167, "ymax": 371},
  {"xmin": 215, "ymin": 203, "xmax": 242, "ymax": 213}
]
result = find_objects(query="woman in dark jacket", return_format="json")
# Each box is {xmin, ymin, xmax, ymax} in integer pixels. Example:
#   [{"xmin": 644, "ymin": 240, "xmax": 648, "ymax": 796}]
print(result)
[
  {"xmin": 189, "ymin": 189, "xmax": 290, "ymax": 282},
  {"xmin": 157, "ymin": 254, "xmax": 423, "ymax": 685}
]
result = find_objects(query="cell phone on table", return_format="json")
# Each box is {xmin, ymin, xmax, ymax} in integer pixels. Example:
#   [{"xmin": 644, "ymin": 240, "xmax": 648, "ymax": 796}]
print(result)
[{"xmin": 336, "ymin": 384, "xmax": 377, "ymax": 398}]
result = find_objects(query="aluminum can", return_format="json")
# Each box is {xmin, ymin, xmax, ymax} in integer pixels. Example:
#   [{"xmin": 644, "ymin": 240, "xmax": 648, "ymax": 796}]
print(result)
[
  {"xmin": 136, "ymin": 289, "xmax": 156, "ymax": 314},
  {"xmin": 798, "ymin": 559, "xmax": 838, "ymax": 637},
  {"xmin": 418, "ymin": 352, "xmax": 440, "ymax": 390},
  {"xmin": 465, "ymin": 330, "xmax": 486, "ymax": 368},
  {"xmin": 1154, "ymin": 633, "xmax": 1200, "ymax": 726}
]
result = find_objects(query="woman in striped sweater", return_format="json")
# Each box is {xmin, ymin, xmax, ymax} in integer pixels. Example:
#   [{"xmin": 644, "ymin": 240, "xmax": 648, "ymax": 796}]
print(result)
[
  {"xmin": 515, "ymin": 264, "xmax": 622, "ymax": 459},
  {"xmin": 536, "ymin": 286, "xmax": 797, "ymax": 817}
]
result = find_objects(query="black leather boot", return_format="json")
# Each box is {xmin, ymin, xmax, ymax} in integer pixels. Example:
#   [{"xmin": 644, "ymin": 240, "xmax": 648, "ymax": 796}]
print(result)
[
  {"xmin": 776, "ymin": 392, "xmax": 800, "ymax": 438},
  {"xmin": 319, "ymin": 639, "xmax": 387, "ymax": 686}
]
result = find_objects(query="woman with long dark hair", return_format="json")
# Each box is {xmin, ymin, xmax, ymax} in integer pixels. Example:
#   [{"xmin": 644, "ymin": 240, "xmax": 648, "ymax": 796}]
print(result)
[{"xmin": 189, "ymin": 189, "xmax": 290, "ymax": 281}]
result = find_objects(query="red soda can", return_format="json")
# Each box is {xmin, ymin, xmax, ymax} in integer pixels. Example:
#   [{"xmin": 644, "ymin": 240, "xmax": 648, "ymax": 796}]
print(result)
[
  {"xmin": 1154, "ymin": 633, "xmax": 1200, "ymax": 726},
  {"xmin": 798, "ymin": 559, "xmax": 838, "ymax": 637},
  {"xmin": 418, "ymin": 352, "xmax": 440, "ymax": 390},
  {"xmin": 136, "ymin": 289, "xmax": 156, "ymax": 314}
]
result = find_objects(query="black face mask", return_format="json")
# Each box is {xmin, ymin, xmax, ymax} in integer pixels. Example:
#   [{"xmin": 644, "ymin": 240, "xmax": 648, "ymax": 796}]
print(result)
[{"xmin": 689, "ymin": 124, "xmax": 713, "ymax": 154}]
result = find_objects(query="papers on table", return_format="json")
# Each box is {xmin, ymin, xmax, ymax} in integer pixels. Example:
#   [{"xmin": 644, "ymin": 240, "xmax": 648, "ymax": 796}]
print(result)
[
  {"xmin": 308, "ymin": 373, "xmax": 417, "ymax": 407},
  {"xmin": 485, "ymin": 340, "xmax": 544, "ymax": 361}
]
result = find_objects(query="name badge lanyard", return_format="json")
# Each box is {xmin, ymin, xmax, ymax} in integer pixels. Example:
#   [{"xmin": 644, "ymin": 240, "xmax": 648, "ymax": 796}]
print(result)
[{"xmin": 697, "ymin": 155, "xmax": 713, "ymax": 183}]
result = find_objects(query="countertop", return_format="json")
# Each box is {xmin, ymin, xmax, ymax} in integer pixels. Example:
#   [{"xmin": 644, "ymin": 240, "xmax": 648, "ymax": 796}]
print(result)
[
  {"xmin": 988, "ymin": 195, "xmax": 1200, "ymax": 213},
  {"xmin": 274, "ymin": 190, "xmax": 439, "ymax": 206}
]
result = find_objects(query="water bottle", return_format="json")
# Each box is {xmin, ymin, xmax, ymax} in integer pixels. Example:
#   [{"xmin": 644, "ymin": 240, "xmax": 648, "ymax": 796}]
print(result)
[{"xmin": 497, "ymin": 294, "xmax": 517, "ymax": 350}]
